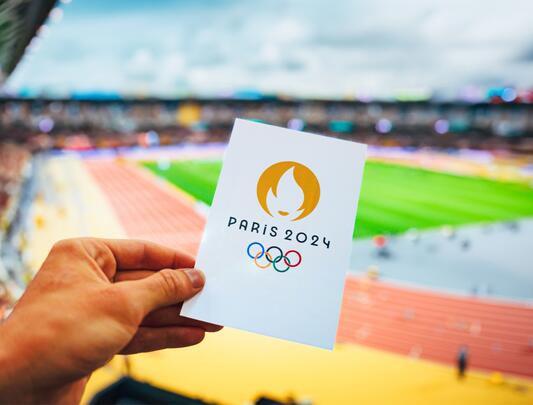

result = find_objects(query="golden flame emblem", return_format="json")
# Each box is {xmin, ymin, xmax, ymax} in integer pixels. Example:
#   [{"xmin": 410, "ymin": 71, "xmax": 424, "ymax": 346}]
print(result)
[{"xmin": 256, "ymin": 161, "xmax": 320, "ymax": 221}]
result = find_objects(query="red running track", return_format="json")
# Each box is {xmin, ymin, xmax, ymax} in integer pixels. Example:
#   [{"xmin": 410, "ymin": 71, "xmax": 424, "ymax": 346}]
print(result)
[
  {"xmin": 87, "ymin": 159, "xmax": 533, "ymax": 378},
  {"xmin": 85, "ymin": 160, "xmax": 205, "ymax": 255},
  {"xmin": 338, "ymin": 278, "xmax": 533, "ymax": 378}
]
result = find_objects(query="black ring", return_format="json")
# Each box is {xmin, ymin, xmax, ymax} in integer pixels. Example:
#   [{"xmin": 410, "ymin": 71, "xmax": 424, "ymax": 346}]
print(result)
[{"xmin": 266, "ymin": 246, "xmax": 283, "ymax": 263}]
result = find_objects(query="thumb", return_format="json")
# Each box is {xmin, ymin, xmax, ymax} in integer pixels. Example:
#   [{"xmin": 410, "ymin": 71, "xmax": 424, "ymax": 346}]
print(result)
[{"xmin": 118, "ymin": 268, "xmax": 205, "ymax": 316}]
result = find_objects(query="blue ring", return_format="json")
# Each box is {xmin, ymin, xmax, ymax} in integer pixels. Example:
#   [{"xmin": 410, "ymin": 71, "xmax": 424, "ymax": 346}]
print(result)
[{"xmin": 247, "ymin": 242, "xmax": 265, "ymax": 259}]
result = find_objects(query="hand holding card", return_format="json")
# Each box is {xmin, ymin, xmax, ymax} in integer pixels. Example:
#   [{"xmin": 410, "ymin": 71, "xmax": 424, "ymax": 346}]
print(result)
[{"xmin": 181, "ymin": 119, "xmax": 367, "ymax": 349}]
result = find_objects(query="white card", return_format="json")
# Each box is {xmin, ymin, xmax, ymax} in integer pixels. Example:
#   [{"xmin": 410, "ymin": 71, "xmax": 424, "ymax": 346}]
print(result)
[{"xmin": 181, "ymin": 119, "xmax": 367, "ymax": 349}]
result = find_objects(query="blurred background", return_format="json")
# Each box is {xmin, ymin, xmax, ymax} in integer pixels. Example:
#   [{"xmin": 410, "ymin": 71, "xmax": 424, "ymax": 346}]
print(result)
[{"xmin": 1, "ymin": 0, "xmax": 532, "ymax": 404}]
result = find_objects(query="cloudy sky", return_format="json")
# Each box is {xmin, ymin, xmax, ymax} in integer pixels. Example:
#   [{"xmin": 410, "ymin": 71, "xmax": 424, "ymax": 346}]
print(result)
[{"xmin": 5, "ymin": 0, "xmax": 533, "ymax": 99}]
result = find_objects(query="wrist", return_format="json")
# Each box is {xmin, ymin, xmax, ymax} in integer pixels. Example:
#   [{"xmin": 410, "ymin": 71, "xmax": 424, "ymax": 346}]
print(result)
[
  {"xmin": 0, "ymin": 320, "xmax": 87, "ymax": 405},
  {"xmin": 0, "ymin": 324, "xmax": 20, "ymax": 399},
  {"xmin": 0, "ymin": 321, "xmax": 37, "ymax": 403}
]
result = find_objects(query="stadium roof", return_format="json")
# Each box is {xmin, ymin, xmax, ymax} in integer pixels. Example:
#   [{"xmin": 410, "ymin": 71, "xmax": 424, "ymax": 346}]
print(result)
[{"xmin": 0, "ymin": 0, "xmax": 57, "ymax": 82}]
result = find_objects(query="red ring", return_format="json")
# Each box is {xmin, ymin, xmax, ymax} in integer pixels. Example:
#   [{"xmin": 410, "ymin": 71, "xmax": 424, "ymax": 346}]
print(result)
[{"xmin": 284, "ymin": 250, "xmax": 302, "ymax": 267}]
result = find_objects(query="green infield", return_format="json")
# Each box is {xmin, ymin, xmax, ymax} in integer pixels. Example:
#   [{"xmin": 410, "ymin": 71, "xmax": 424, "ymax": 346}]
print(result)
[{"xmin": 142, "ymin": 160, "xmax": 533, "ymax": 239}]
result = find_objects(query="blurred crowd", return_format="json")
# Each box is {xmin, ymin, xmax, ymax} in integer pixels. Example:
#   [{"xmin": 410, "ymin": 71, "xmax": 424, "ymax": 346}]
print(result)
[
  {"xmin": 0, "ymin": 143, "xmax": 31, "ymax": 318},
  {"xmin": 0, "ymin": 143, "xmax": 29, "ymax": 231},
  {"xmin": 1, "ymin": 98, "xmax": 532, "ymax": 152}
]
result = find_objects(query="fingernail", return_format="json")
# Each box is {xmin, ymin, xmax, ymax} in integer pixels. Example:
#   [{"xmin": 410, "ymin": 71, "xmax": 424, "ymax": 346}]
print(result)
[{"xmin": 184, "ymin": 269, "xmax": 205, "ymax": 288}]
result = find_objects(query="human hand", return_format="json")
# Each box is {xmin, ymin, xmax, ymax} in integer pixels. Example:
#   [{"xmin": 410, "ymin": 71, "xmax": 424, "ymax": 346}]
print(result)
[{"xmin": 0, "ymin": 238, "xmax": 220, "ymax": 404}]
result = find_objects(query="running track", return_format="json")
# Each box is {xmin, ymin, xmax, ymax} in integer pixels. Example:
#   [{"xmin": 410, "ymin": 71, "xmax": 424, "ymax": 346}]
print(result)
[
  {"xmin": 86, "ymin": 159, "xmax": 533, "ymax": 378},
  {"xmin": 338, "ymin": 278, "xmax": 533, "ymax": 377},
  {"xmin": 86, "ymin": 160, "xmax": 204, "ymax": 255}
]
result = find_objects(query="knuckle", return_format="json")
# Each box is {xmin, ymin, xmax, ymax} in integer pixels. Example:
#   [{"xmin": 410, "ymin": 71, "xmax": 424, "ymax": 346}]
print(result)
[
  {"xmin": 93, "ymin": 246, "xmax": 117, "ymax": 275},
  {"xmin": 47, "ymin": 239, "xmax": 83, "ymax": 265},
  {"xmin": 51, "ymin": 238, "xmax": 95, "ymax": 257},
  {"xmin": 158, "ymin": 269, "xmax": 188, "ymax": 299},
  {"xmin": 51, "ymin": 238, "xmax": 76, "ymax": 253}
]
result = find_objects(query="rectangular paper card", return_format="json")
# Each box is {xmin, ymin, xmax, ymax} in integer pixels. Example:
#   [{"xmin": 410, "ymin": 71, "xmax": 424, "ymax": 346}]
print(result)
[{"xmin": 181, "ymin": 119, "xmax": 367, "ymax": 349}]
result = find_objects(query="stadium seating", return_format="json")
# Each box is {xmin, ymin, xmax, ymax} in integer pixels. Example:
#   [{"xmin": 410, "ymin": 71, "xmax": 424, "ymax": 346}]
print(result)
[
  {"xmin": 1, "ymin": 99, "xmax": 533, "ymax": 152},
  {"xmin": 0, "ymin": 143, "xmax": 29, "ymax": 220},
  {"xmin": 0, "ymin": 143, "xmax": 30, "ymax": 318}
]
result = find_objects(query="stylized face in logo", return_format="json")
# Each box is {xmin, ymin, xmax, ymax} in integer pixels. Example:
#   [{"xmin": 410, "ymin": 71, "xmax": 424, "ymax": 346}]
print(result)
[{"xmin": 256, "ymin": 161, "xmax": 320, "ymax": 221}]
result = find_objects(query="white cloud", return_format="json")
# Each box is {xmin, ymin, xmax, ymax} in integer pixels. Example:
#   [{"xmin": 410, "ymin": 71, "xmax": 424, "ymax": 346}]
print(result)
[
  {"xmin": 4, "ymin": 0, "xmax": 533, "ymax": 98},
  {"xmin": 126, "ymin": 49, "xmax": 155, "ymax": 77}
]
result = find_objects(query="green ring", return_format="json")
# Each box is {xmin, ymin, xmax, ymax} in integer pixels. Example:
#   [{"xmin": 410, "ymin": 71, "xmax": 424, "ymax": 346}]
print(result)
[{"xmin": 273, "ymin": 255, "xmax": 291, "ymax": 273}]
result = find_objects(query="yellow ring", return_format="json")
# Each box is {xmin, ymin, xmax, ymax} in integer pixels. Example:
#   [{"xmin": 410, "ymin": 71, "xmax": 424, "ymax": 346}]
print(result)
[{"xmin": 254, "ymin": 251, "xmax": 272, "ymax": 268}]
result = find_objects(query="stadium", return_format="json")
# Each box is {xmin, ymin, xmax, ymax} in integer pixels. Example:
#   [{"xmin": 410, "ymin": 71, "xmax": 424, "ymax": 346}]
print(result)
[{"xmin": 0, "ymin": 1, "xmax": 532, "ymax": 404}]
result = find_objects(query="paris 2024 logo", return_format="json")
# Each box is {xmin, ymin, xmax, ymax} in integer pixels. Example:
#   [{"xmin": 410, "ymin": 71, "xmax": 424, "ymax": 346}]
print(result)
[
  {"xmin": 256, "ymin": 161, "xmax": 320, "ymax": 222},
  {"xmin": 243, "ymin": 161, "xmax": 322, "ymax": 272}
]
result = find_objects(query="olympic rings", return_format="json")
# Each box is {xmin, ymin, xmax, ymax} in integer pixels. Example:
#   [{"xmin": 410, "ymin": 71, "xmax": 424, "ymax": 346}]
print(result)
[
  {"xmin": 273, "ymin": 255, "xmax": 290, "ymax": 272},
  {"xmin": 247, "ymin": 242, "xmax": 264, "ymax": 259},
  {"xmin": 284, "ymin": 250, "xmax": 302, "ymax": 267},
  {"xmin": 254, "ymin": 251, "xmax": 272, "ymax": 269},
  {"xmin": 266, "ymin": 246, "xmax": 283, "ymax": 262},
  {"xmin": 246, "ymin": 242, "xmax": 302, "ymax": 272}
]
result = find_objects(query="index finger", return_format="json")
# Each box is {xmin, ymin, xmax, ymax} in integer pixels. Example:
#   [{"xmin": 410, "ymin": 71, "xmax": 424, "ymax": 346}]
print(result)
[{"xmin": 95, "ymin": 238, "xmax": 195, "ymax": 270}]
